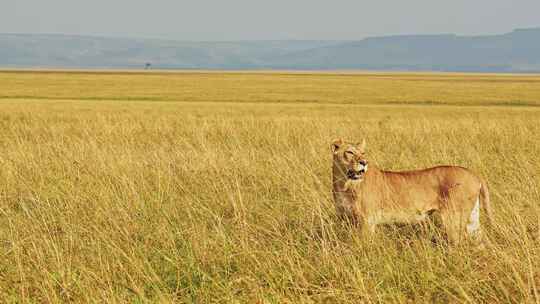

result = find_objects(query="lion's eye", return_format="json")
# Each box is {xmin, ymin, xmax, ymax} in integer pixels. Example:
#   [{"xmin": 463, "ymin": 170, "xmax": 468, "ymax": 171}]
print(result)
[{"xmin": 345, "ymin": 151, "xmax": 354, "ymax": 157}]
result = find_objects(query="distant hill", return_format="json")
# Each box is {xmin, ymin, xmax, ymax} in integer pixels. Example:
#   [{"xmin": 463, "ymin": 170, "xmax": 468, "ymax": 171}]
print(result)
[
  {"xmin": 267, "ymin": 28, "xmax": 540, "ymax": 72},
  {"xmin": 1, "ymin": 28, "xmax": 540, "ymax": 72}
]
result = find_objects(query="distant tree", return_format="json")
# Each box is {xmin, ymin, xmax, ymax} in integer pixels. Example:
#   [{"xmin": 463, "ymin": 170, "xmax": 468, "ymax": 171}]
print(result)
[{"xmin": 145, "ymin": 63, "xmax": 152, "ymax": 70}]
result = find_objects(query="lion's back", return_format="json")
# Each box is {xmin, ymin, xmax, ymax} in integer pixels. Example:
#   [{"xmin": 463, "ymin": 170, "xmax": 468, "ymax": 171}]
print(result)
[{"xmin": 382, "ymin": 165, "xmax": 483, "ymax": 202}]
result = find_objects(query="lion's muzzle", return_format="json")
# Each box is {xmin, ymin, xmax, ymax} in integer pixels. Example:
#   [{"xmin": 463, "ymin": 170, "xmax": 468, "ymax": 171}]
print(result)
[{"xmin": 346, "ymin": 161, "xmax": 368, "ymax": 180}]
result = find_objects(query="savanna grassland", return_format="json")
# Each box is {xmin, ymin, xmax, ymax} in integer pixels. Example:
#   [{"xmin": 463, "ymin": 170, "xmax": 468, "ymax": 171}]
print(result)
[{"xmin": 0, "ymin": 70, "xmax": 539, "ymax": 303}]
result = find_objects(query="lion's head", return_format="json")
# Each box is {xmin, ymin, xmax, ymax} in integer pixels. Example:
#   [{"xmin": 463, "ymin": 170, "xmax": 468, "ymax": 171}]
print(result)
[{"xmin": 332, "ymin": 139, "xmax": 369, "ymax": 182}]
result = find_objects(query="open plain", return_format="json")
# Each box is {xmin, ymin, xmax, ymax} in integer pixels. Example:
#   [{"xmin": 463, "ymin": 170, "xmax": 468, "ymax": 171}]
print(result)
[{"xmin": 0, "ymin": 71, "xmax": 539, "ymax": 303}]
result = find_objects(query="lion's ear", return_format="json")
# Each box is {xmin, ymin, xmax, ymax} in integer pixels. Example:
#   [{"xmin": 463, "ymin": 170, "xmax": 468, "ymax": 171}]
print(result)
[
  {"xmin": 332, "ymin": 139, "xmax": 343, "ymax": 153},
  {"xmin": 358, "ymin": 139, "xmax": 367, "ymax": 153}
]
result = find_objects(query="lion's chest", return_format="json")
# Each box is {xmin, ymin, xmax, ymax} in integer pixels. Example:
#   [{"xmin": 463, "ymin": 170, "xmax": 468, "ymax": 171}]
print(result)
[{"xmin": 333, "ymin": 190, "xmax": 357, "ymax": 216}]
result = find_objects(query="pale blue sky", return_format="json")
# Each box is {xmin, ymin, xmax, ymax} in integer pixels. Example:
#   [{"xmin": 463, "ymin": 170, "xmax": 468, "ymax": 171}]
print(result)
[{"xmin": 2, "ymin": 0, "xmax": 540, "ymax": 41}]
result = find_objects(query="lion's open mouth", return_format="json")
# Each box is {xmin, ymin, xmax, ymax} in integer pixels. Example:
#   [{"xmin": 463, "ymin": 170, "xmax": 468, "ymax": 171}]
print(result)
[{"xmin": 347, "ymin": 170, "xmax": 365, "ymax": 180}]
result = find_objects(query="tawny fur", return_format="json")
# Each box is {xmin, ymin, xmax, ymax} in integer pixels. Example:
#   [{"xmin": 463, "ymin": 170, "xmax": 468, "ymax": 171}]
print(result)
[{"xmin": 332, "ymin": 139, "xmax": 492, "ymax": 244}]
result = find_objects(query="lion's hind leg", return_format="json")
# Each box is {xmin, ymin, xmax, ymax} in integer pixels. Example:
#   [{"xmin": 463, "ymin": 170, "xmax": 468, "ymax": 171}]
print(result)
[
  {"xmin": 439, "ymin": 210, "xmax": 467, "ymax": 246},
  {"xmin": 466, "ymin": 196, "xmax": 482, "ymax": 238},
  {"xmin": 439, "ymin": 195, "xmax": 485, "ymax": 248},
  {"xmin": 466, "ymin": 196, "xmax": 487, "ymax": 249}
]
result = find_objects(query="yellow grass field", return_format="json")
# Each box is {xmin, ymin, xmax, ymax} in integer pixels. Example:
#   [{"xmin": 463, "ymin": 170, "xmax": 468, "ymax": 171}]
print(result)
[{"xmin": 1, "ymin": 71, "xmax": 539, "ymax": 303}]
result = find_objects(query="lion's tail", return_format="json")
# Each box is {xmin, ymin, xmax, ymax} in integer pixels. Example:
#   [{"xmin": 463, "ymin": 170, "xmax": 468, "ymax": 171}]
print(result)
[{"xmin": 480, "ymin": 180, "xmax": 494, "ymax": 227}]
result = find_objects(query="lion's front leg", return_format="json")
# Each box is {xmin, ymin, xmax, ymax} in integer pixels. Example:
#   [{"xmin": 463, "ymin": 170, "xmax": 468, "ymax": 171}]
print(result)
[
  {"xmin": 335, "ymin": 204, "xmax": 361, "ymax": 226},
  {"xmin": 333, "ymin": 190, "xmax": 374, "ymax": 235}
]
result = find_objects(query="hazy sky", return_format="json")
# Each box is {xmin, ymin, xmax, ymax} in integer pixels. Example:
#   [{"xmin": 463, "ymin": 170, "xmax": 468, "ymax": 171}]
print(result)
[{"xmin": 2, "ymin": 0, "xmax": 540, "ymax": 41}]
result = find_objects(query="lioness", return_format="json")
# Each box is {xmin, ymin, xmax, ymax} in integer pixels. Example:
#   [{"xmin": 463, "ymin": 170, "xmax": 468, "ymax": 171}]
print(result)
[{"xmin": 332, "ymin": 139, "xmax": 493, "ymax": 244}]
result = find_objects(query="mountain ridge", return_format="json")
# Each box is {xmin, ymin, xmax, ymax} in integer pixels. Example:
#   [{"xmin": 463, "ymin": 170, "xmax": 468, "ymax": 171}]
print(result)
[{"xmin": 1, "ymin": 28, "xmax": 539, "ymax": 72}]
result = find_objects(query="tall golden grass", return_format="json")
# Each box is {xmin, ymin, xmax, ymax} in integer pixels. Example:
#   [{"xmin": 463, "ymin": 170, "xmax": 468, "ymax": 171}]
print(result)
[{"xmin": 0, "ymin": 71, "xmax": 539, "ymax": 303}]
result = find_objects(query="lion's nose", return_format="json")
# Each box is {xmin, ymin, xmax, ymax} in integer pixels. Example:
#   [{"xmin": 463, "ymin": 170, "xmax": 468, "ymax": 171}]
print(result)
[{"xmin": 359, "ymin": 160, "xmax": 367, "ymax": 166}]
